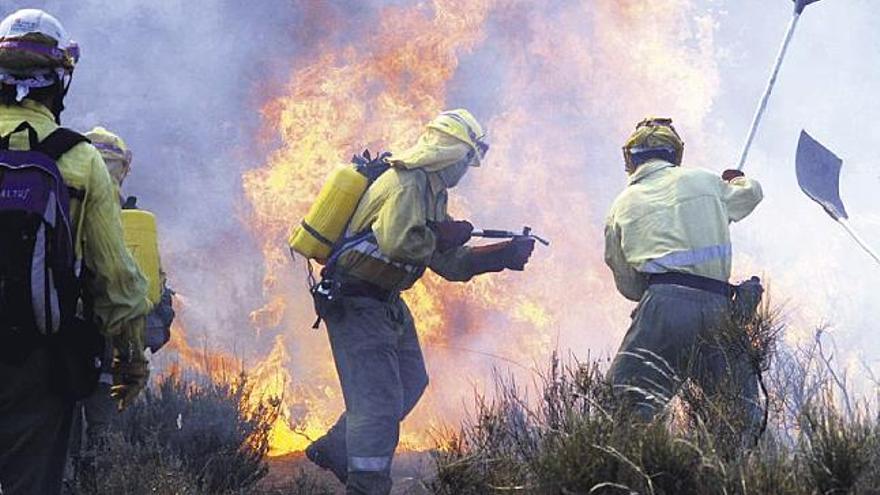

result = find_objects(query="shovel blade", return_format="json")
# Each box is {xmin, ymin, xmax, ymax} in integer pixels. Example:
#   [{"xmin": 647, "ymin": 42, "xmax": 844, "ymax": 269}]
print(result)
[
  {"xmin": 796, "ymin": 130, "xmax": 848, "ymax": 220},
  {"xmin": 793, "ymin": 0, "xmax": 823, "ymax": 14}
]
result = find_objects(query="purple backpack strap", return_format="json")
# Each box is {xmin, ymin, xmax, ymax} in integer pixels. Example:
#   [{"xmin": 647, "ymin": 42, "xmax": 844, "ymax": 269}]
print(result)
[
  {"xmin": 0, "ymin": 123, "xmax": 88, "ymax": 335},
  {"xmin": 0, "ymin": 125, "xmax": 87, "ymax": 259}
]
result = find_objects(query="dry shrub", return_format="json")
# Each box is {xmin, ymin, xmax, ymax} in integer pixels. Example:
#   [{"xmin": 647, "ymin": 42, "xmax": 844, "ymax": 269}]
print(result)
[
  {"xmin": 74, "ymin": 372, "xmax": 284, "ymax": 495},
  {"xmin": 432, "ymin": 305, "xmax": 880, "ymax": 495}
]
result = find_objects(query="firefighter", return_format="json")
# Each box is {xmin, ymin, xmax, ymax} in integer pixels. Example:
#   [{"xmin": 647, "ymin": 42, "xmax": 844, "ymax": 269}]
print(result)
[
  {"xmin": 305, "ymin": 109, "xmax": 536, "ymax": 494},
  {"xmin": 65, "ymin": 127, "xmax": 174, "ymax": 491},
  {"xmin": 605, "ymin": 117, "xmax": 764, "ymax": 425},
  {"xmin": 86, "ymin": 126, "xmax": 174, "ymax": 356},
  {"xmin": 0, "ymin": 9, "xmax": 150, "ymax": 494}
]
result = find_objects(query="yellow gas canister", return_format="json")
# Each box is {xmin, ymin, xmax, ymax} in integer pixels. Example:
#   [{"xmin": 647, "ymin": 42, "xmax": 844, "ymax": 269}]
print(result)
[
  {"xmin": 121, "ymin": 209, "xmax": 162, "ymax": 305},
  {"xmin": 288, "ymin": 165, "xmax": 369, "ymax": 261}
]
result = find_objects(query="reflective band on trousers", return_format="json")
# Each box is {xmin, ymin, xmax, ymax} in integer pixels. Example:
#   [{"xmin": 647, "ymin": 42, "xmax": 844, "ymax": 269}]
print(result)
[
  {"xmin": 641, "ymin": 244, "xmax": 732, "ymax": 274},
  {"xmin": 348, "ymin": 455, "xmax": 392, "ymax": 472}
]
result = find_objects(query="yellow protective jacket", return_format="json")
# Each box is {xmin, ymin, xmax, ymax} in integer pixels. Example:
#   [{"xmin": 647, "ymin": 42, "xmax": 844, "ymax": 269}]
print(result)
[
  {"xmin": 604, "ymin": 160, "xmax": 763, "ymax": 301},
  {"xmin": 0, "ymin": 101, "xmax": 150, "ymax": 353},
  {"xmin": 335, "ymin": 167, "xmax": 473, "ymax": 292}
]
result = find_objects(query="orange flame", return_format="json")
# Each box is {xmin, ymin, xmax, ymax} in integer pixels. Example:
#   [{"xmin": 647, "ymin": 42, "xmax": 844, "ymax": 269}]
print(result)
[
  {"xmin": 241, "ymin": 0, "xmax": 497, "ymax": 454},
  {"xmin": 164, "ymin": 0, "xmax": 729, "ymax": 456}
]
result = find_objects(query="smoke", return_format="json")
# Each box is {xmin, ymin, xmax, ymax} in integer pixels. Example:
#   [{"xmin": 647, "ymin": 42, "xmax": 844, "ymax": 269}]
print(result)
[
  {"xmin": 5, "ymin": 0, "xmax": 879, "ymax": 445},
  {"xmin": 711, "ymin": 0, "xmax": 880, "ymax": 367},
  {"xmin": 3, "ymin": 0, "xmax": 364, "ymax": 353},
  {"xmin": 238, "ymin": 0, "xmax": 732, "ymax": 445}
]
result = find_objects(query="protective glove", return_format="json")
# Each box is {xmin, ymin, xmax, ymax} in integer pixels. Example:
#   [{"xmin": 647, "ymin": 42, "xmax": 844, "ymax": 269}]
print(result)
[
  {"xmin": 468, "ymin": 238, "xmax": 536, "ymax": 275},
  {"xmin": 722, "ymin": 169, "xmax": 746, "ymax": 182},
  {"xmin": 430, "ymin": 220, "xmax": 474, "ymax": 252},
  {"xmin": 110, "ymin": 329, "xmax": 149, "ymax": 411},
  {"xmin": 110, "ymin": 357, "xmax": 149, "ymax": 411}
]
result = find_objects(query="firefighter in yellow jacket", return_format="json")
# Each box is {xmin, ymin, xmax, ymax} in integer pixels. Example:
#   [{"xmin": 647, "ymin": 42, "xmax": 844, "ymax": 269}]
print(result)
[
  {"xmin": 0, "ymin": 9, "xmax": 149, "ymax": 494},
  {"xmin": 305, "ymin": 110, "xmax": 536, "ymax": 495},
  {"xmin": 65, "ymin": 126, "xmax": 174, "ymax": 491},
  {"xmin": 605, "ymin": 118, "xmax": 764, "ymax": 424}
]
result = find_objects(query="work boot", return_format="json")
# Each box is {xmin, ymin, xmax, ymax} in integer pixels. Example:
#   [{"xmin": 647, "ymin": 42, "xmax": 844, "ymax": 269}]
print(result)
[{"xmin": 305, "ymin": 429, "xmax": 348, "ymax": 484}]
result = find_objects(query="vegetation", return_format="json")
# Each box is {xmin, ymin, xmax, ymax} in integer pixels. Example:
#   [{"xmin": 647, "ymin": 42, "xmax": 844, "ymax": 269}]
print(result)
[
  {"xmin": 67, "ymin": 304, "xmax": 880, "ymax": 494},
  {"xmin": 431, "ymin": 307, "xmax": 880, "ymax": 495},
  {"xmin": 68, "ymin": 371, "xmax": 335, "ymax": 495}
]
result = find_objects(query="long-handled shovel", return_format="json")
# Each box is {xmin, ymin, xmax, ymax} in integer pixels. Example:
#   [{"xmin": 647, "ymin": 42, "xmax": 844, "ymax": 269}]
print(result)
[
  {"xmin": 796, "ymin": 131, "xmax": 880, "ymax": 266},
  {"xmin": 736, "ymin": 0, "xmax": 825, "ymax": 171}
]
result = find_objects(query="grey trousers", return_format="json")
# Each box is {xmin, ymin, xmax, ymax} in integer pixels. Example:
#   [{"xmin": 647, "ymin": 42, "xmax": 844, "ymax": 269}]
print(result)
[
  {"xmin": 608, "ymin": 284, "xmax": 760, "ymax": 425},
  {"xmin": 67, "ymin": 383, "xmax": 116, "ymax": 489},
  {"xmin": 323, "ymin": 296, "xmax": 429, "ymax": 495},
  {"xmin": 0, "ymin": 349, "xmax": 75, "ymax": 495}
]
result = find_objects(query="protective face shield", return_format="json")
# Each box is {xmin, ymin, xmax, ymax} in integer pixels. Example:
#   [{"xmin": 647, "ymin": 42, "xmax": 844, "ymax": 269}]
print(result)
[
  {"xmin": 435, "ymin": 158, "xmax": 471, "ymax": 189},
  {"xmin": 0, "ymin": 9, "xmax": 79, "ymax": 103},
  {"xmin": 104, "ymin": 159, "xmax": 130, "ymax": 187},
  {"xmin": 391, "ymin": 128, "xmax": 473, "ymax": 172},
  {"xmin": 391, "ymin": 109, "xmax": 488, "ymax": 193},
  {"xmin": 622, "ymin": 117, "xmax": 684, "ymax": 174},
  {"xmin": 85, "ymin": 126, "xmax": 132, "ymax": 188}
]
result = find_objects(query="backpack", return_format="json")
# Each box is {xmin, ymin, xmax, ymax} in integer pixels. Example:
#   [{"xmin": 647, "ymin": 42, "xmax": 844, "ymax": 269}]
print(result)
[
  {"xmin": 0, "ymin": 122, "xmax": 88, "ymax": 363},
  {"xmin": 306, "ymin": 150, "xmax": 392, "ymax": 328},
  {"xmin": 121, "ymin": 196, "xmax": 175, "ymax": 353},
  {"xmin": 144, "ymin": 283, "xmax": 175, "ymax": 353},
  {"xmin": 289, "ymin": 150, "xmax": 391, "ymax": 262}
]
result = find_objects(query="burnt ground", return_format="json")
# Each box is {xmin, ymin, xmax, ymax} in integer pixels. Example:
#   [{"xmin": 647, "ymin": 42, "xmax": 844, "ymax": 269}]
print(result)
[{"xmin": 261, "ymin": 451, "xmax": 436, "ymax": 494}]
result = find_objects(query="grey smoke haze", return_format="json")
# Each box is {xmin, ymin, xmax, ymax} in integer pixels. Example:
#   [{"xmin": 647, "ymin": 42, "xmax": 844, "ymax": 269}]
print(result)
[
  {"xmin": 2, "ymin": 0, "xmax": 399, "ymax": 352},
  {"xmin": 711, "ymin": 0, "xmax": 880, "ymax": 369},
  {"xmin": 3, "ymin": 1, "xmax": 878, "ymax": 391}
]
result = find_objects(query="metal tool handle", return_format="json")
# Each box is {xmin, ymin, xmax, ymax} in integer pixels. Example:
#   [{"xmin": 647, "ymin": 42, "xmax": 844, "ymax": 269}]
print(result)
[
  {"xmin": 471, "ymin": 227, "xmax": 551, "ymax": 246},
  {"xmin": 838, "ymin": 219, "xmax": 880, "ymax": 266},
  {"xmin": 474, "ymin": 229, "xmax": 515, "ymax": 239},
  {"xmin": 736, "ymin": 10, "xmax": 802, "ymax": 171}
]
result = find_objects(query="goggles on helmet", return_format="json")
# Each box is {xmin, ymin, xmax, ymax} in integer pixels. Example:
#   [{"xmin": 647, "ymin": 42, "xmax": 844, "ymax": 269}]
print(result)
[
  {"xmin": 635, "ymin": 117, "xmax": 682, "ymax": 141},
  {"xmin": 93, "ymin": 141, "xmax": 133, "ymax": 165},
  {"xmin": 623, "ymin": 117, "xmax": 685, "ymax": 171},
  {"xmin": 438, "ymin": 111, "xmax": 488, "ymax": 164},
  {"xmin": 0, "ymin": 38, "xmax": 79, "ymax": 68}
]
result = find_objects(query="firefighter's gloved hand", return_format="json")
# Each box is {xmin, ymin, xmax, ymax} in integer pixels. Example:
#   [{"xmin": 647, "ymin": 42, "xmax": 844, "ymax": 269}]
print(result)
[
  {"xmin": 110, "ymin": 357, "xmax": 149, "ymax": 411},
  {"xmin": 431, "ymin": 220, "xmax": 473, "ymax": 252},
  {"xmin": 505, "ymin": 238, "xmax": 536, "ymax": 270},
  {"xmin": 722, "ymin": 169, "xmax": 746, "ymax": 182},
  {"xmin": 468, "ymin": 238, "xmax": 536, "ymax": 275}
]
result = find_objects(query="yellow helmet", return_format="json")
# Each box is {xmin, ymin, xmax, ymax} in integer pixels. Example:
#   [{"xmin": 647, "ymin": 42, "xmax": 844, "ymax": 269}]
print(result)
[
  {"xmin": 86, "ymin": 126, "xmax": 132, "ymax": 186},
  {"xmin": 426, "ymin": 109, "xmax": 488, "ymax": 165},
  {"xmin": 622, "ymin": 117, "xmax": 684, "ymax": 173}
]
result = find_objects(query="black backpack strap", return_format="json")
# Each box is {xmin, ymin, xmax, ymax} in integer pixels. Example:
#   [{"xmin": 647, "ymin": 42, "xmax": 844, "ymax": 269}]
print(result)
[
  {"xmin": 35, "ymin": 128, "xmax": 90, "ymax": 200},
  {"xmin": 0, "ymin": 122, "xmax": 41, "ymax": 151},
  {"xmin": 35, "ymin": 128, "xmax": 90, "ymax": 161},
  {"xmin": 67, "ymin": 187, "xmax": 85, "ymax": 201}
]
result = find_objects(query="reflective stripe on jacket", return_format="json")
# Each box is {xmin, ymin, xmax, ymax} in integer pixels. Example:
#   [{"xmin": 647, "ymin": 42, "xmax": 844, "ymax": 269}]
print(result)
[
  {"xmin": 604, "ymin": 160, "xmax": 763, "ymax": 301},
  {"xmin": 0, "ymin": 101, "xmax": 150, "ymax": 345},
  {"xmin": 335, "ymin": 167, "xmax": 472, "ymax": 292}
]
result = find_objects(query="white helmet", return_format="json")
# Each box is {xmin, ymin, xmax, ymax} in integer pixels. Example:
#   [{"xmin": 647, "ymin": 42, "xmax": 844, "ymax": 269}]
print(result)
[{"xmin": 0, "ymin": 9, "xmax": 79, "ymax": 102}]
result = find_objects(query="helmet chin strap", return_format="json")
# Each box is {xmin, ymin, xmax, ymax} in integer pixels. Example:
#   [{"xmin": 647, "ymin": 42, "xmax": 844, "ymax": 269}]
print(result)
[{"xmin": 50, "ymin": 72, "xmax": 73, "ymax": 124}]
